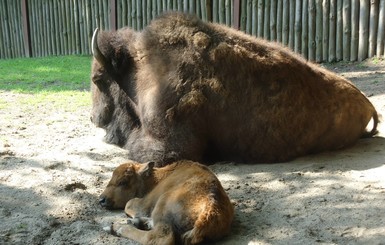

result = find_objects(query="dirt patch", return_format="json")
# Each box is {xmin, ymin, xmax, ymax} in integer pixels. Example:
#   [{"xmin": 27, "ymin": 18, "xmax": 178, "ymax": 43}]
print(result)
[{"xmin": 1, "ymin": 59, "xmax": 385, "ymax": 245}]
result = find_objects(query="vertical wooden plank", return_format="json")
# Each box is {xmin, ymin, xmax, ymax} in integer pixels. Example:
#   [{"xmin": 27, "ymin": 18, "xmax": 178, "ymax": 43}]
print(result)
[
  {"xmin": 270, "ymin": 0, "xmax": 277, "ymax": 41},
  {"xmin": 277, "ymin": 0, "xmax": 283, "ymax": 42},
  {"xmin": 85, "ymin": 0, "xmax": 91, "ymax": 54},
  {"xmin": 64, "ymin": 0, "xmax": 70, "ymax": 55},
  {"xmin": 377, "ymin": 0, "xmax": 385, "ymax": 56},
  {"xmin": 21, "ymin": 0, "xmax": 31, "ymax": 57},
  {"xmin": 142, "ymin": 0, "xmax": 147, "ymax": 27},
  {"xmin": 308, "ymin": 0, "xmax": 316, "ymax": 60},
  {"xmin": 49, "ymin": 0, "xmax": 57, "ymax": 55},
  {"xmin": 257, "ymin": 0, "xmax": 264, "ymax": 37},
  {"xmin": 40, "ymin": 0, "xmax": 46, "ymax": 56},
  {"xmin": 358, "ymin": 0, "xmax": 369, "ymax": 61},
  {"xmin": 315, "ymin": 0, "xmax": 323, "ymax": 62},
  {"xmin": 336, "ymin": 0, "xmax": 343, "ymax": 61},
  {"xmin": 55, "ymin": 0, "xmax": 62, "ymax": 55},
  {"xmin": 8, "ymin": 0, "xmax": 16, "ymax": 57},
  {"xmin": 368, "ymin": 0, "xmax": 379, "ymax": 58},
  {"xmin": 29, "ymin": 0, "xmax": 36, "ymax": 57},
  {"xmin": 137, "ymin": 0, "xmax": 142, "ymax": 30},
  {"xmin": 294, "ymin": 0, "xmax": 301, "ymax": 53},
  {"xmin": 288, "ymin": 1, "xmax": 295, "ymax": 49},
  {"xmin": 277, "ymin": 0, "xmax": 283, "ymax": 43},
  {"xmin": 57, "ymin": 0, "xmax": 65, "ymax": 55},
  {"xmin": 132, "ymin": 0, "xmax": 137, "ymax": 30},
  {"xmin": 219, "ymin": 0, "xmax": 225, "ymax": 24},
  {"xmin": 328, "ymin": 0, "xmax": 336, "ymax": 62},
  {"xmin": 212, "ymin": 0, "xmax": 218, "ymax": 23},
  {"xmin": 240, "ymin": 0, "xmax": 246, "ymax": 31},
  {"xmin": 322, "ymin": 0, "xmax": 329, "ymax": 61},
  {"xmin": 72, "ymin": 0, "xmax": 80, "ymax": 54},
  {"xmin": 342, "ymin": 0, "xmax": 351, "ymax": 61},
  {"xmin": 128, "ymin": 0, "xmax": 133, "ymax": 27},
  {"xmin": 246, "ymin": 0, "xmax": 252, "ymax": 33},
  {"xmin": 189, "ymin": 0, "xmax": 195, "ymax": 14},
  {"xmin": 282, "ymin": 0, "xmax": 289, "ymax": 45},
  {"xmin": 79, "ymin": 0, "xmax": 85, "ymax": 54},
  {"xmin": 351, "ymin": 0, "xmax": 359, "ymax": 60},
  {"xmin": 251, "ymin": 0, "xmax": 258, "ymax": 36},
  {"xmin": 301, "ymin": 0, "xmax": 308, "ymax": 58},
  {"xmin": 147, "ymin": 0, "xmax": 153, "ymax": 24},
  {"xmin": 264, "ymin": 0, "xmax": 270, "ymax": 39},
  {"xmin": 110, "ymin": 0, "xmax": 117, "ymax": 30},
  {"xmin": 0, "ymin": 0, "xmax": 5, "ymax": 58},
  {"xmin": 225, "ymin": 0, "xmax": 231, "ymax": 25}
]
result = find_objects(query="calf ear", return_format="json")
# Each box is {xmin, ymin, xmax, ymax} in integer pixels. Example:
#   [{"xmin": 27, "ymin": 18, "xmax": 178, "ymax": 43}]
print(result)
[{"xmin": 138, "ymin": 161, "xmax": 155, "ymax": 177}]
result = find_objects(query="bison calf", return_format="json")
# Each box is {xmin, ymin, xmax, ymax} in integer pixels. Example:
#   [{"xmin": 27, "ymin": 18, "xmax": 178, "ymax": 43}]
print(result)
[{"xmin": 100, "ymin": 160, "xmax": 234, "ymax": 245}]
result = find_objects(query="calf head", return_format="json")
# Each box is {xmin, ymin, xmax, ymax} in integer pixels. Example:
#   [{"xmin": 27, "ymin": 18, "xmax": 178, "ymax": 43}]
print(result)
[
  {"xmin": 99, "ymin": 162, "xmax": 155, "ymax": 209},
  {"xmin": 91, "ymin": 28, "xmax": 140, "ymax": 146}
]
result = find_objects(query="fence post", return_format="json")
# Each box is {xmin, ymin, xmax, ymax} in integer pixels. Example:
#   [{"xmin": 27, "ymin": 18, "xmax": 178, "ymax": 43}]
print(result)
[
  {"xmin": 110, "ymin": 0, "xmax": 117, "ymax": 30},
  {"xmin": 21, "ymin": 0, "xmax": 31, "ymax": 57},
  {"xmin": 233, "ymin": 0, "xmax": 240, "ymax": 30}
]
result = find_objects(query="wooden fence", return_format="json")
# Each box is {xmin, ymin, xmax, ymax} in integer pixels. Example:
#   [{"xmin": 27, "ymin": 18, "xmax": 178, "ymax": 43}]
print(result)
[{"xmin": 1, "ymin": 0, "xmax": 385, "ymax": 62}]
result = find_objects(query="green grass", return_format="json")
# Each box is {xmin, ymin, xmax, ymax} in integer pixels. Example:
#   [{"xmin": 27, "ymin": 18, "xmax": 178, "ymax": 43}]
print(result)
[
  {"xmin": 0, "ymin": 56, "xmax": 93, "ymax": 110},
  {"xmin": 0, "ymin": 55, "xmax": 92, "ymax": 92}
]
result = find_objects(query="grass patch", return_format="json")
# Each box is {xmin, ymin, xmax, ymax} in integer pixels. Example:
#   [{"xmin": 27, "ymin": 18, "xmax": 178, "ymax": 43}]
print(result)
[
  {"xmin": 0, "ymin": 55, "xmax": 93, "ymax": 111},
  {"xmin": 0, "ymin": 55, "xmax": 92, "ymax": 93}
]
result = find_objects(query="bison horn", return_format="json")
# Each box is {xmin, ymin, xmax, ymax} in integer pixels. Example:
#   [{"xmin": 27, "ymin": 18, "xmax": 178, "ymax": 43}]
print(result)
[{"xmin": 92, "ymin": 28, "xmax": 107, "ymax": 67}]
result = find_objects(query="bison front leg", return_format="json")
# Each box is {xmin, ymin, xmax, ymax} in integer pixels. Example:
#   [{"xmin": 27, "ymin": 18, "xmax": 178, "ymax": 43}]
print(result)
[{"xmin": 112, "ymin": 222, "xmax": 175, "ymax": 245}]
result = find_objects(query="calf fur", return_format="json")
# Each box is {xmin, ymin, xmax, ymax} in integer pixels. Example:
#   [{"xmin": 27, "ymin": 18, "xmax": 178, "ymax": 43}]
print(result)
[
  {"xmin": 100, "ymin": 160, "xmax": 234, "ymax": 245},
  {"xmin": 91, "ymin": 12, "xmax": 378, "ymax": 166}
]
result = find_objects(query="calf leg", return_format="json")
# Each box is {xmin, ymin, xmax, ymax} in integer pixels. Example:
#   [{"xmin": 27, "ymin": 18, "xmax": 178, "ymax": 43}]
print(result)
[
  {"xmin": 127, "ymin": 216, "xmax": 153, "ymax": 230},
  {"xmin": 112, "ymin": 222, "xmax": 175, "ymax": 245}
]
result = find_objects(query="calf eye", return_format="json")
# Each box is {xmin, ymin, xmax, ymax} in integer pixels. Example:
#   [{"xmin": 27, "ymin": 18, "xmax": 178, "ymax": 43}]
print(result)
[{"xmin": 118, "ymin": 179, "xmax": 129, "ymax": 186}]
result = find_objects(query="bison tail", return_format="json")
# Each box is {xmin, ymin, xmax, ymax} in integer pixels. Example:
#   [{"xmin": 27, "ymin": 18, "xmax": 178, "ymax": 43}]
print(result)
[{"xmin": 362, "ymin": 109, "xmax": 380, "ymax": 138}]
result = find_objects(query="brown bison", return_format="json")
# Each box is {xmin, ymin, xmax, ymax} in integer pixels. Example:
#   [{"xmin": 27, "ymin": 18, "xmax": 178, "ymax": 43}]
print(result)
[
  {"xmin": 90, "ymin": 12, "xmax": 378, "ymax": 166},
  {"xmin": 100, "ymin": 160, "xmax": 234, "ymax": 244}
]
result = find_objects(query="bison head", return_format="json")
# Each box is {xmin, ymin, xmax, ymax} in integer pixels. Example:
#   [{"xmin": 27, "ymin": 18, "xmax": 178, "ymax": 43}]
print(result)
[
  {"xmin": 99, "ymin": 162, "xmax": 155, "ymax": 209},
  {"xmin": 90, "ymin": 28, "xmax": 140, "ymax": 147}
]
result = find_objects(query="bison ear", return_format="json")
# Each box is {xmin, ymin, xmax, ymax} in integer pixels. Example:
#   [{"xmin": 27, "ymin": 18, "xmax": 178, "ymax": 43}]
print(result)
[{"xmin": 138, "ymin": 161, "xmax": 155, "ymax": 177}]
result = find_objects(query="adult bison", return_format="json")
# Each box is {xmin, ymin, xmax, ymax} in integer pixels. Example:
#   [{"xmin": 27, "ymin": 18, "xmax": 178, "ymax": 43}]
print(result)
[{"xmin": 90, "ymin": 12, "xmax": 378, "ymax": 166}]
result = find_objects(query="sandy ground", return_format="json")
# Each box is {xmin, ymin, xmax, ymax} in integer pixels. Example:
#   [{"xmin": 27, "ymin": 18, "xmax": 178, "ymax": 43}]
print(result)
[{"xmin": 1, "ymin": 59, "xmax": 385, "ymax": 245}]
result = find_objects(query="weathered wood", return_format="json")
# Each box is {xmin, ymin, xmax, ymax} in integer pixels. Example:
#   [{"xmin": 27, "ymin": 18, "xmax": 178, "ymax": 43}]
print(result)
[
  {"xmin": 336, "ymin": 0, "xmax": 343, "ymax": 61},
  {"xmin": 288, "ymin": 0, "xmax": 295, "ymax": 49},
  {"xmin": 315, "ymin": 0, "xmax": 323, "ymax": 62},
  {"xmin": 358, "ymin": 0, "xmax": 369, "ymax": 61},
  {"xmin": 251, "ymin": 0, "xmax": 257, "ymax": 36},
  {"xmin": 369, "ymin": 0, "xmax": 379, "ymax": 57},
  {"xmin": 239, "ymin": 0, "xmax": 246, "ymax": 31},
  {"xmin": 342, "ymin": 0, "xmax": 351, "ymax": 61},
  {"xmin": 282, "ymin": 0, "xmax": 289, "ymax": 45},
  {"xmin": 258, "ymin": 0, "xmax": 264, "ymax": 37},
  {"xmin": 294, "ymin": 0, "xmax": 301, "ymax": 53},
  {"xmin": 246, "ymin": 0, "xmax": 251, "ymax": 33},
  {"xmin": 270, "ymin": 0, "xmax": 277, "ymax": 41},
  {"xmin": 276, "ymin": 0, "xmax": 283, "ymax": 43},
  {"xmin": 377, "ymin": 0, "xmax": 385, "ymax": 56},
  {"xmin": 351, "ymin": 0, "xmax": 359, "ymax": 61},
  {"xmin": 308, "ymin": 0, "xmax": 316, "ymax": 60},
  {"xmin": 225, "ymin": 0, "xmax": 231, "ymax": 26},
  {"xmin": 328, "ymin": 0, "xmax": 336, "ymax": 62},
  {"xmin": 264, "ymin": 0, "xmax": 270, "ymax": 39},
  {"xmin": 2, "ymin": 0, "xmax": 385, "ymax": 60},
  {"xmin": 322, "ymin": 0, "xmax": 330, "ymax": 62}
]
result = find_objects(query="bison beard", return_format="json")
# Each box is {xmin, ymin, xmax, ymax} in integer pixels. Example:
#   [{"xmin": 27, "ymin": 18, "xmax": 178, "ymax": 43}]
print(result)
[{"xmin": 90, "ymin": 12, "xmax": 378, "ymax": 166}]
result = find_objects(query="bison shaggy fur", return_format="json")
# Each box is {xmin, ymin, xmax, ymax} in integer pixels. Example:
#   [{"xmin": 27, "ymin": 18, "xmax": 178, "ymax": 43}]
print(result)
[{"xmin": 90, "ymin": 12, "xmax": 378, "ymax": 166}]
